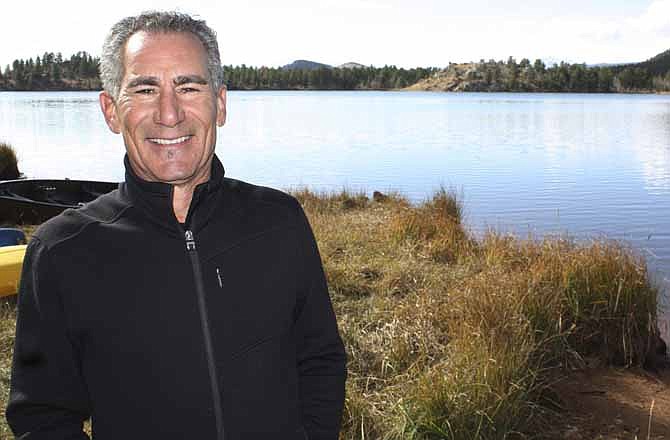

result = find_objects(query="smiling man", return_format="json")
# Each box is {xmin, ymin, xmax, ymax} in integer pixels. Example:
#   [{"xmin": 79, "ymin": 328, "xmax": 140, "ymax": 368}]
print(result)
[
  {"xmin": 6, "ymin": 11, "xmax": 346, "ymax": 440},
  {"xmin": 99, "ymin": 29, "xmax": 226, "ymax": 223}
]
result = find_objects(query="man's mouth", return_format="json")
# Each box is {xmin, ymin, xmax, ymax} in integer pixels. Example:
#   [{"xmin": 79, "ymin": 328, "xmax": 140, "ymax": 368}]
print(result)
[{"xmin": 147, "ymin": 135, "xmax": 192, "ymax": 145}]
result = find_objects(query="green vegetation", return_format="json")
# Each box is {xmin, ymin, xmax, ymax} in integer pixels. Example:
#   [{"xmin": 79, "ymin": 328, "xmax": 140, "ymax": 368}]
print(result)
[
  {"xmin": 3, "ymin": 47, "xmax": 669, "ymax": 92},
  {"xmin": 637, "ymin": 48, "xmax": 670, "ymax": 91},
  {"xmin": 223, "ymin": 65, "xmax": 435, "ymax": 90},
  {"xmin": 634, "ymin": 48, "xmax": 670, "ymax": 76},
  {"xmin": 0, "ymin": 191, "xmax": 662, "ymax": 438},
  {"xmin": 0, "ymin": 142, "xmax": 20, "ymax": 180},
  {"xmin": 0, "ymin": 52, "xmax": 433, "ymax": 91},
  {"xmin": 412, "ymin": 57, "xmax": 667, "ymax": 93},
  {"xmin": 0, "ymin": 52, "xmax": 100, "ymax": 91}
]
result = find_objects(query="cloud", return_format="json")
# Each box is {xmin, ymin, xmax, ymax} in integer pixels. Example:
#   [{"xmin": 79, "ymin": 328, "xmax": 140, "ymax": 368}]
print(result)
[
  {"xmin": 572, "ymin": 0, "xmax": 670, "ymax": 61},
  {"xmin": 510, "ymin": 1, "xmax": 665, "ymax": 64},
  {"xmin": 578, "ymin": 22, "xmax": 624, "ymax": 44},
  {"xmin": 635, "ymin": 0, "xmax": 670, "ymax": 37},
  {"xmin": 2, "ymin": 0, "xmax": 670, "ymax": 69}
]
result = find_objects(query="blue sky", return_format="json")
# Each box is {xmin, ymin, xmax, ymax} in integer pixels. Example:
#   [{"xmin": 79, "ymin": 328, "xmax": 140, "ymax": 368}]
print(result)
[{"xmin": 2, "ymin": 0, "xmax": 669, "ymax": 69}]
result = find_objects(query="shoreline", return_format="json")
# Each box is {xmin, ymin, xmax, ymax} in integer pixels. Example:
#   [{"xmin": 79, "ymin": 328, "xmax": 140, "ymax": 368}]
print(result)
[{"xmin": 2, "ymin": 88, "xmax": 670, "ymax": 95}]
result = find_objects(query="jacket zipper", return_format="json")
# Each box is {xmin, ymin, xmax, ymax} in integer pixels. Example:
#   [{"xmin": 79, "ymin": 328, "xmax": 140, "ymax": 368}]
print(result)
[{"xmin": 185, "ymin": 229, "xmax": 225, "ymax": 440}]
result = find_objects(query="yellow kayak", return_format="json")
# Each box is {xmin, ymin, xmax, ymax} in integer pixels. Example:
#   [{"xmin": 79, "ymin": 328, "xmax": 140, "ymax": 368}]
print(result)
[{"xmin": 0, "ymin": 245, "xmax": 27, "ymax": 297}]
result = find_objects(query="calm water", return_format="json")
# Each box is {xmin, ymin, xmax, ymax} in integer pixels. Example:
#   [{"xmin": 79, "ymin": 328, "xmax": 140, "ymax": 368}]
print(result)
[{"xmin": 1, "ymin": 90, "xmax": 669, "ymax": 336}]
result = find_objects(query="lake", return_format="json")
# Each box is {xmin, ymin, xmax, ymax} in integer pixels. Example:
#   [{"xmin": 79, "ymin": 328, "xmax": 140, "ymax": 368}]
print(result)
[{"xmin": 1, "ymin": 90, "xmax": 669, "ymax": 337}]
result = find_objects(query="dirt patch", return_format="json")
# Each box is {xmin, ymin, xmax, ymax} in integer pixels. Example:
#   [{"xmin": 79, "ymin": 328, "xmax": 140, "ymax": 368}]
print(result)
[{"xmin": 555, "ymin": 367, "xmax": 670, "ymax": 439}]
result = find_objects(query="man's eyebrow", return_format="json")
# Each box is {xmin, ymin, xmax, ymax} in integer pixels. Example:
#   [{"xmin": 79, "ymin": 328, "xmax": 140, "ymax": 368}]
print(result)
[
  {"xmin": 126, "ymin": 76, "xmax": 160, "ymax": 88},
  {"xmin": 174, "ymin": 75, "xmax": 209, "ymax": 86}
]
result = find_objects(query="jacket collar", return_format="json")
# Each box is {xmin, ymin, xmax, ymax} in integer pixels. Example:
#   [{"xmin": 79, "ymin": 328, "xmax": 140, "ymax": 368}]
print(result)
[{"xmin": 121, "ymin": 154, "xmax": 226, "ymax": 236}]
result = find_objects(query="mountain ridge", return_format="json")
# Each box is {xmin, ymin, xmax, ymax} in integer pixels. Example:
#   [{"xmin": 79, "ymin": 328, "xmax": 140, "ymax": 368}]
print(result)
[{"xmin": 281, "ymin": 60, "xmax": 331, "ymax": 70}]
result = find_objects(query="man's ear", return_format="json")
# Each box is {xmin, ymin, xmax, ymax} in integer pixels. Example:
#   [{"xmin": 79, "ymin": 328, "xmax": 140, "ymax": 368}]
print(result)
[
  {"xmin": 99, "ymin": 91, "xmax": 121, "ymax": 134},
  {"xmin": 216, "ymin": 86, "xmax": 227, "ymax": 127}
]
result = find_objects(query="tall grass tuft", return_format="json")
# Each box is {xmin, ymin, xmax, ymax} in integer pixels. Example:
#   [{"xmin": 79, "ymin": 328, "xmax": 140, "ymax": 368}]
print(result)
[
  {"xmin": 298, "ymin": 189, "xmax": 660, "ymax": 439},
  {"xmin": 291, "ymin": 188, "xmax": 370, "ymax": 214},
  {"xmin": 388, "ymin": 188, "xmax": 475, "ymax": 264},
  {"xmin": 0, "ymin": 141, "xmax": 20, "ymax": 180},
  {"xmin": 399, "ymin": 332, "xmax": 553, "ymax": 439}
]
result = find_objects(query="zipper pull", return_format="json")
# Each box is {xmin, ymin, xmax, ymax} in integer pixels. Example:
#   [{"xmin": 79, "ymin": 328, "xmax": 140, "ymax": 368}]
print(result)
[
  {"xmin": 185, "ymin": 230, "xmax": 196, "ymax": 251},
  {"xmin": 216, "ymin": 268, "xmax": 223, "ymax": 288}
]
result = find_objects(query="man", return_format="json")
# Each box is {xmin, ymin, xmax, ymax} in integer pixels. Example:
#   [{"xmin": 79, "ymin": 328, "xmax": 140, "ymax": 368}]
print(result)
[{"xmin": 6, "ymin": 11, "xmax": 346, "ymax": 440}]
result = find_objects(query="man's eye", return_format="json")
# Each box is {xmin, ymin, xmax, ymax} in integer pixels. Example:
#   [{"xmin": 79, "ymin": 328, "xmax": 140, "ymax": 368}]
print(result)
[
  {"xmin": 179, "ymin": 87, "xmax": 200, "ymax": 93},
  {"xmin": 135, "ymin": 88, "xmax": 155, "ymax": 94}
]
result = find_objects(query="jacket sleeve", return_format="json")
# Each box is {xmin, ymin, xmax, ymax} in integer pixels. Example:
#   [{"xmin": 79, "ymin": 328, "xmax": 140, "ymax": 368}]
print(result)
[
  {"xmin": 5, "ymin": 237, "xmax": 91, "ymax": 439},
  {"xmin": 294, "ymin": 206, "xmax": 347, "ymax": 440}
]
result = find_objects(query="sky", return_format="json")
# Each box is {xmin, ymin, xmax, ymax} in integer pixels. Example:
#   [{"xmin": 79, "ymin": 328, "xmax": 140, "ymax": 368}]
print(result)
[{"xmin": 2, "ymin": 0, "xmax": 670, "ymax": 69}]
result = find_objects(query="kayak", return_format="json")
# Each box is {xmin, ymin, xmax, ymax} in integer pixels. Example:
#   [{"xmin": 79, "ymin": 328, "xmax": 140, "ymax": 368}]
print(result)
[
  {"xmin": 0, "ymin": 245, "xmax": 26, "ymax": 297},
  {"xmin": 0, "ymin": 228, "xmax": 27, "ymax": 246},
  {"xmin": 0, "ymin": 179, "xmax": 118, "ymax": 224}
]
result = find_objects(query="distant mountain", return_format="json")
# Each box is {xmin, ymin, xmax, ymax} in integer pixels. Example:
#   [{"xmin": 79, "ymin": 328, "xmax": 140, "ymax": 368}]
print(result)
[
  {"xmin": 282, "ymin": 60, "xmax": 331, "ymax": 70},
  {"xmin": 280, "ymin": 60, "xmax": 369, "ymax": 70},
  {"xmin": 337, "ymin": 62, "xmax": 366, "ymax": 69},
  {"xmin": 587, "ymin": 62, "xmax": 632, "ymax": 68}
]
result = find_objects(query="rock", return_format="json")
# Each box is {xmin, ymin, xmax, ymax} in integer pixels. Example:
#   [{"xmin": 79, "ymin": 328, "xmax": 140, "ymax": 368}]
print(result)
[
  {"xmin": 644, "ymin": 332, "xmax": 669, "ymax": 372},
  {"xmin": 373, "ymin": 191, "xmax": 388, "ymax": 203}
]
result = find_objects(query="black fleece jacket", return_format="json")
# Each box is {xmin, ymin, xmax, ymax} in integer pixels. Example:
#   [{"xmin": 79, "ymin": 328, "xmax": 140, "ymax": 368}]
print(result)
[{"xmin": 6, "ymin": 155, "xmax": 347, "ymax": 440}]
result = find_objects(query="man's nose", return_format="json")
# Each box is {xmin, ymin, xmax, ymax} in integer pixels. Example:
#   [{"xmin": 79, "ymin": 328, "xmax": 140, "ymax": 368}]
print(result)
[{"xmin": 154, "ymin": 89, "xmax": 184, "ymax": 126}]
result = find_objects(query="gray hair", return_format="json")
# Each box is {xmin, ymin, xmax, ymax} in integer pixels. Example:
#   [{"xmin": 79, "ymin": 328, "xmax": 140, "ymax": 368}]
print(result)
[{"xmin": 100, "ymin": 11, "xmax": 224, "ymax": 100}]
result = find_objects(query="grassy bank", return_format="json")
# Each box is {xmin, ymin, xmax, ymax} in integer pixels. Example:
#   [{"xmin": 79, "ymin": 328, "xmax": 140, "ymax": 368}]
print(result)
[{"xmin": 0, "ymin": 191, "xmax": 662, "ymax": 439}]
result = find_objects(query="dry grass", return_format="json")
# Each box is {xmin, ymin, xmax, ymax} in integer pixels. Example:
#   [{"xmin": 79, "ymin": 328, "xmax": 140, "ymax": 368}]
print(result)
[
  {"xmin": 0, "ymin": 190, "xmax": 661, "ymax": 439},
  {"xmin": 302, "ymin": 189, "xmax": 659, "ymax": 439},
  {"xmin": 0, "ymin": 299, "xmax": 17, "ymax": 440},
  {"xmin": 0, "ymin": 142, "xmax": 20, "ymax": 180}
]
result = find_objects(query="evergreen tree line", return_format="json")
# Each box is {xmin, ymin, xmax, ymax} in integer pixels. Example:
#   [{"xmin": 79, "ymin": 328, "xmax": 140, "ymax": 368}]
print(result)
[
  {"xmin": 443, "ymin": 57, "xmax": 667, "ymax": 92},
  {"xmin": 0, "ymin": 51, "xmax": 101, "ymax": 91},
  {"xmin": 0, "ymin": 53, "xmax": 434, "ymax": 91},
  {"xmin": 1, "ymin": 51, "xmax": 669, "ymax": 92},
  {"xmin": 222, "ymin": 65, "xmax": 436, "ymax": 90},
  {"xmin": 634, "ymin": 48, "xmax": 670, "ymax": 76}
]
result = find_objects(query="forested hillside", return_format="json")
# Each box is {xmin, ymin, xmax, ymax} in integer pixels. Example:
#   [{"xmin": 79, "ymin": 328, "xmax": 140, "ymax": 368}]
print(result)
[
  {"xmin": 408, "ymin": 55, "xmax": 670, "ymax": 93},
  {"xmin": 617, "ymin": 48, "xmax": 670, "ymax": 90}
]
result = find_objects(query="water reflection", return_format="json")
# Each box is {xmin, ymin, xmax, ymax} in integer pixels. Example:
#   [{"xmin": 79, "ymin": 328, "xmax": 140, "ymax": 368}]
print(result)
[{"xmin": 635, "ymin": 111, "xmax": 670, "ymax": 194}]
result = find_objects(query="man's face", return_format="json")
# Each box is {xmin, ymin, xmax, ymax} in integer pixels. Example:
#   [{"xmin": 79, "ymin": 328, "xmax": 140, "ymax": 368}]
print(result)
[{"xmin": 99, "ymin": 31, "xmax": 226, "ymax": 186}]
